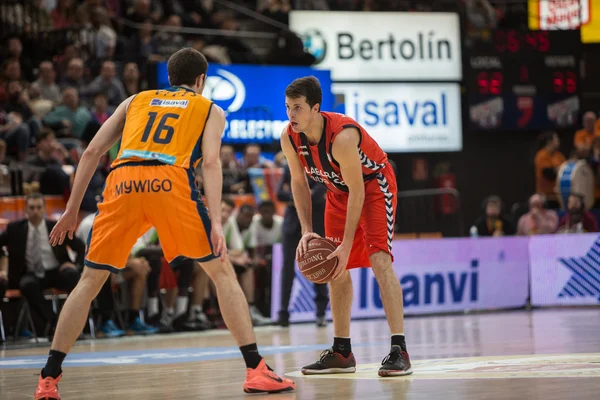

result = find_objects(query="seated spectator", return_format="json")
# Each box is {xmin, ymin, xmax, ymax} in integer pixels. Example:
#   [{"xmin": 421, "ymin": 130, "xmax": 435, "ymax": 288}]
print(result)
[
  {"xmin": 81, "ymin": 60, "xmax": 126, "ymax": 107},
  {"xmin": 43, "ymin": 87, "xmax": 92, "ymax": 138},
  {"xmin": 4, "ymin": 80, "xmax": 41, "ymax": 141},
  {"xmin": 32, "ymin": 61, "xmax": 61, "ymax": 105},
  {"xmin": 242, "ymin": 144, "xmax": 274, "ymax": 168},
  {"xmin": 558, "ymin": 193, "xmax": 598, "ymax": 233},
  {"xmin": 574, "ymin": 111, "xmax": 598, "ymax": 158},
  {"xmin": 517, "ymin": 194, "xmax": 558, "ymax": 235},
  {"xmin": 3, "ymin": 36, "xmax": 34, "ymax": 81},
  {"xmin": 86, "ymin": 6, "xmax": 117, "ymax": 60},
  {"xmin": 51, "ymin": 0, "xmax": 76, "ymax": 29},
  {"xmin": 90, "ymin": 92, "xmax": 111, "ymax": 125},
  {"xmin": 221, "ymin": 145, "xmax": 247, "ymax": 194},
  {"xmin": 25, "ymin": 129, "xmax": 72, "ymax": 195},
  {"xmin": 77, "ymin": 213, "xmax": 158, "ymax": 336},
  {"xmin": 0, "ymin": 109, "xmax": 31, "ymax": 162},
  {"xmin": 124, "ymin": 18, "xmax": 161, "ymax": 65},
  {"xmin": 0, "ymin": 193, "xmax": 85, "ymax": 335},
  {"xmin": 534, "ymin": 132, "xmax": 566, "ymax": 208},
  {"xmin": 152, "ymin": 15, "xmax": 187, "ymax": 61},
  {"xmin": 122, "ymin": 62, "xmax": 145, "ymax": 97},
  {"xmin": 60, "ymin": 57, "xmax": 87, "ymax": 94},
  {"xmin": 472, "ymin": 195, "xmax": 516, "ymax": 236},
  {"xmin": 230, "ymin": 202, "xmax": 272, "ymax": 326},
  {"xmin": 2, "ymin": 59, "xmax": 22, "ymax": 87}
]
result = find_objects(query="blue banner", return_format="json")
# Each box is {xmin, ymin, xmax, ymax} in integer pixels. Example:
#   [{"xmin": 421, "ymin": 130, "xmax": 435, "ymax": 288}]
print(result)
[{"xmin": 156, "ymin": 64, "xmax": 334, "ymax": 144}]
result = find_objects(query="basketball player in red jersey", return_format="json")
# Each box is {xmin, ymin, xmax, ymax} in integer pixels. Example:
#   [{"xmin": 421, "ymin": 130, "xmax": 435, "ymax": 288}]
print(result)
[{"xmin": 281, "ymin": 77, "xmax": 412, "ymax": 377}]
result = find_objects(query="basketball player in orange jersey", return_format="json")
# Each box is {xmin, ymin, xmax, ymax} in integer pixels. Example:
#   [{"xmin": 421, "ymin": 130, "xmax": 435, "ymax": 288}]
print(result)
[
  {"xmin": 281, "ymin": 76, "xmax": 412, "ymax": 377},
  {"xmin": 33, "ymin": 48, "xmax": 295, "ymax": 399}
]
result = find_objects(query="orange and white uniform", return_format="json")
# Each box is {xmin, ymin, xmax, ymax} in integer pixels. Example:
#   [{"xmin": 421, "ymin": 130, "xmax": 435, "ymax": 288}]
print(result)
[{"xmin": 85, "ymin": 87, "xmax": 217, "ymax": 272}]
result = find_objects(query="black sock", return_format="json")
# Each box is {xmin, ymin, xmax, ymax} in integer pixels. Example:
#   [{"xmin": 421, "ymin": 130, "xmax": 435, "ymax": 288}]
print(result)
[
  {"xmin": 391, "ymin": 334, "xmax": 406, "ymax": 352},
  {"xmin": 41, "ymin": 350, "xmax": 67, "ymax": 378},
  {"xmin": 240, "ymin": 343, "xmax": 263, "ymax": 369},
  {"xmin": 333, "ymin": 337, "xmax": 351, "ymax": 357}
]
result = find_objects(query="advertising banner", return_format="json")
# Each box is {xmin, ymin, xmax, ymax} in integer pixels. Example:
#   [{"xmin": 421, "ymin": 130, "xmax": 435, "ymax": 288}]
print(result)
[
  {"xmin": 271, "ymin": 237, "xmax": 530, "ymax": 323},
  {"xmin": 156, "ymin": 64, "xmax": 334, "ymax": 144},
  {"xmin": 530, "ymin": 233, "xmax": 600, "ymax": 306},
  {"xmin": 528, "ymin": 0, "xmax": 600, "ymax": 43},
  {"xmin": 290, "ymin": 11, "xmax": 462, "ymax": 81},
  {"xmin": 333, "ymin": 82, "xmax": 462, "ymax": 152}
]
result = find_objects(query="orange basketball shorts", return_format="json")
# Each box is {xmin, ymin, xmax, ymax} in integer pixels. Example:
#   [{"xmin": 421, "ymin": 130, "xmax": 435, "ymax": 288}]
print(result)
[
  {"xmin": 324, "ymin": 164, "xmax": 397, "ymax": 269},
  {"xmin": 85, "ymin": 163, "xmax": 216, "ymax": 273}
]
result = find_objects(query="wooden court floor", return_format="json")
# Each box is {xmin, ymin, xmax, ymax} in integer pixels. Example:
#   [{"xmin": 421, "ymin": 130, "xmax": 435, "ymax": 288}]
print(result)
[{"xmin": 1, "ymin": 309, "xmax": 600, "ymax": 399}]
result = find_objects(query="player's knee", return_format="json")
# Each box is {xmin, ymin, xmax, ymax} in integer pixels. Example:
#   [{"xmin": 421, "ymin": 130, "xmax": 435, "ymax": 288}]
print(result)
[
  {"xmin": 202, "ymin": 258, "xmax": 235, "ymax": 283},
  {"xmin": 370, "ymin": 251, "xmax": 393, "ymax": 275},
  {"xmin": 79, "ymin": 268, "xmax": 111, "ymax": 298}
]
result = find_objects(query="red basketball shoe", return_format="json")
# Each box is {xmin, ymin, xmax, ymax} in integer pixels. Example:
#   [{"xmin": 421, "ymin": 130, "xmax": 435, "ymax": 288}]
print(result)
[
  {"xmin": 34, "ymin": 373, "xmax": 61, "ymax": 400},
  {"xmin": 243, "ymin": 358, "xmax": 295, "ymax": 394}
]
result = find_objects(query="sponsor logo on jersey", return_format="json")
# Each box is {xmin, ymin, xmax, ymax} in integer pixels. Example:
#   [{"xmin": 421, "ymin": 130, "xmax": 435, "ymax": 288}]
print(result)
[{"xmin": 149, "ymin": 99, "xmax": 189, "ymax": 108}]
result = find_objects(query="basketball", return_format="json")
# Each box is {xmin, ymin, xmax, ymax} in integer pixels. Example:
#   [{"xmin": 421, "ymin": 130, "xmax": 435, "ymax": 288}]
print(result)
[{"xmin": 298, "ymin": 238, "xmax": 339, "ymax": 284}]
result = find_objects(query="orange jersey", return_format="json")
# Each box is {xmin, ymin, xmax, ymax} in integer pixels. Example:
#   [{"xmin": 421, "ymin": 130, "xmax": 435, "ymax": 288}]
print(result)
[
  {"xmin": 112, "ymin": 87, "xmax": 212, "ymax": 170},
  {"xmin": 286, "ymin": 111, "xmax": 389, "ymax": 196}
]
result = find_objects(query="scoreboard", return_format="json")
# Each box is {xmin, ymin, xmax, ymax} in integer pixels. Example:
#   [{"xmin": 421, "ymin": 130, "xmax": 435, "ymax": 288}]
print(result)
[{"xmin": 467, "ymin": 29, "xmax": 581, "ymax": 131}]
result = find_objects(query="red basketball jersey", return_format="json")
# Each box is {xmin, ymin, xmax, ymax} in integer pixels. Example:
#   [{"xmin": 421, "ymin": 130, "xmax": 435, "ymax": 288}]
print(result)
[{"xmin": 286, "ymin": 111, "xmax": 389, "ymax": 196}]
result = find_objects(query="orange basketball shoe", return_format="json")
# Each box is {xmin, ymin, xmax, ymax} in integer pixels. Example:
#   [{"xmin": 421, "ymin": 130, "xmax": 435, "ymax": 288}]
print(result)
[
  {"xmin": 243, "ymin": 358, "xmax": 295, "ymax": 394},
  {"xmin": 34, "ymin": 373, "xmax": 61, "ymax": 400}
]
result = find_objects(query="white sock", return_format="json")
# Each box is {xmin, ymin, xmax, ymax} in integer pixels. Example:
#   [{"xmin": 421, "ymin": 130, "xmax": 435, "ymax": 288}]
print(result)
[
  {"xmin": 147, "ymin": 297, "xmax": 159, "ymax": 317},
  {"xmin": 175, "ymin": 296, "xmax": 189, "ymax": 318},
  {"xmin": 190, "ymin": 304, "xmax": 203, "ymax": 319}
]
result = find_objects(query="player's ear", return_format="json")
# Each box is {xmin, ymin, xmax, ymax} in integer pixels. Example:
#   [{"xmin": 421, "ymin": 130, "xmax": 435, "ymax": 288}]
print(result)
[{"xmin": 312, "ymin": 103, "xmax": 320, "ymax": 113}]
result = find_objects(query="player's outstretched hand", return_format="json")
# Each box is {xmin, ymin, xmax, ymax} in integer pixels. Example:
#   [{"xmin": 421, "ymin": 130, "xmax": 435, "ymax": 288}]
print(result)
[
  {"xmin": 326, "ymin": 242, "xmax": 351, "ymax": 280},
  {"xmin": 211, "ymin": 224, "xmax": 228, "ymax": 263},
  {"xmin": 49, "ymin": 209, "xmax": 78, "ymax": 246},
  {"xmin": 296, "ymin": 232, "xmax": 321, "ymax": 261}
]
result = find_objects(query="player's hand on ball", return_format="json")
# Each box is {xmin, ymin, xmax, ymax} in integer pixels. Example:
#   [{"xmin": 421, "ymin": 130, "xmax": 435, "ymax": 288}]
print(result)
[
  {"xmin": 296, "ymin": 232, "xmax": 321, "ymax": 260},
  {"xmin": 50, "ymin": 209, "xmax": 78, "ymax": 246},
  {"xmin": 211, "ymin": 224, "xmax": 228, "ymax": 263},
  {"xmin": 327, "ymin": 242, "xmax": 351, "ymax": 280}
]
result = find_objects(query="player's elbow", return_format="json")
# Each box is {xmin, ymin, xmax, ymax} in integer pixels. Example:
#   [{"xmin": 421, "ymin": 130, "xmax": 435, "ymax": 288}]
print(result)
[{"xmin": 82, "ymin": 145, "xmax": 103, "ymax": 160}]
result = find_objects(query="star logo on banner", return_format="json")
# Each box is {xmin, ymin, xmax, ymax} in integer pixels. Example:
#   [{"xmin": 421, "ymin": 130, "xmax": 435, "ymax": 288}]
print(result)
[{"xmin": 557, "ymin": 237, "xmax": 600, "ymax": 301}]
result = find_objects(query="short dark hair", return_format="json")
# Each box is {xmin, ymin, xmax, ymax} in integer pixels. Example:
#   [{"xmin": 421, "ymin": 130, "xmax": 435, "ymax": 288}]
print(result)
[
  {"xmin": 26, "ymin": 192, "xmax": 45, "ymax": 205},
  {"xmin": 222, "ymin": 197, "xmax": 235, "ymax": 209},
  {"xmin": 167, "ymin": 48, "xmax": 208, "ymax": 87},
  {"xmin": 239, "ymin": 204, "xmax": 255, "ymax": 214},
  {"xmin": 285, "ymin": 76, "xmax": 322, "ymax": 110},
  {"xmin": 37, "ymin": 128, "xmax": 55, "ymax": 142},
  {"xmin": 539, "ymin": 131, "xmax": 558, "ymax": 149},
  {"xmin": 258, "ymin": 200, "xmax": 275, "ymax": 211}
]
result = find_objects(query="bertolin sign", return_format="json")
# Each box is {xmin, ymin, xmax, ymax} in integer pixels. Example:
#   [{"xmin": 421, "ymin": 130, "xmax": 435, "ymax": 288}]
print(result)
[{"xmin": 290, "ymin": 11, "xmax": 462, "ymax": 81}]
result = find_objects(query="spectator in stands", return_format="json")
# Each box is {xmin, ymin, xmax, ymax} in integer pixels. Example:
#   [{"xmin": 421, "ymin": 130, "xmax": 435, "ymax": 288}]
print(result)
[
  {"xmin": 27, "ymin": 84, "xmax": 55, "ymax": 120},
  {"xmin": 242, "ymin": 143, "xmax": 274, "ymax": 168},
  {"xmin": 258, "ymin": 0, "xmax": 291, "ymax": 25},
  {"xmin": 60, "ymin": 58, "xmax": 86, "ymax": 93},
  {"xmin": 90, "ymin": 92, "xmax": 111, "ymax": 124},
  {"xmin": 125, "ymin": 0, "xmax": 154, "ymax": 37},
  {"xmin": 122, "ymin": 62, "xmax": 145, "ymax": 97},
  {"xmin": 43, "ymin": 87, "xmax": 92, "ymax": 138},
  {"xmin": 466, "ymin": 0, "xmax": 497, "ymax": 29},
  {"xmin": 75, "ymin": 0, "xmax": 101, "ymax": 26},
  {"xmin": 152, "ymin": 15, "xmax": 187, "ymax": 61},
  {"xmin": 124, "ymin": 18, "xmax": 159, "ymax": 65},
  {"xmin": 221, "ymin": 145, "xmax": 247, "ymax": 194},
  {"xmin": 234, "ymin": 203, "xmax": 271, "ymax": 325},
  {"xmin": 77, "ymin": 214, "xmax": 158, "ymax": 335},
  {"xmin": 516, "ymin": 193, "xmax": 558, "ymax": 235},
  {"xmin": 87, "ymin": 6, "xmax": 117, "ymax": 60},
  {"xmin": 3, "ymin": 36, "xmax": 34, "ymax": 81},
  {"xmin": 0, "ymin": 193, "xmax": 85, "ymax": 334},
  {"xmin": 32, "ymin": 61, "xmax": 61, "ymax": 105},
  {"xmin": 472, "ymin": 195, "xmax": 515, "ymax": 236},
  {"xmin": 3, "ymin": 59, "xmax": 22, "ymax": 83},
  {"xmin": 51, "ymin": 0, "xmax": 76, "ymax": 29},
  {"xmin": 81, "ymin": 60, "xmax": 126, "ymax": 107},
  {"xmin": 558, "ymin": 193, "xmax": 598, "ymax": 233},
  {"xmin": 4, "ymin": 80, "xmax": 41, "ymax": 141},
  {"xmin": 0, "ymin": 108, "xmax": 31, "ymax": 162},
  {"xmin": 25, "ymin": 129, "xmax": 71, "ymax": 195},
  {"xmin": 574, "ymin": 112, "xmax": 598, "ymax": 158},
  {"xmin": 534, "ymin": 132, "xmax": 566, "ymax": 208},
  {"xmin": 216, "ymin": 18, "xmax": 260, "ymax": 64},
  {"xmin": 30, "ymin": 0, "xmax": 54, "ymax": 31}
]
